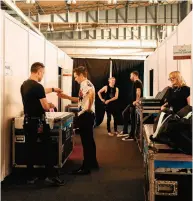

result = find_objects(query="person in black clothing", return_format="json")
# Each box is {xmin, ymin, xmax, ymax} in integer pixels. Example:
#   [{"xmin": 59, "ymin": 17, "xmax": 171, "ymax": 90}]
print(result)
[
  {"xmin": 117, "ymin": 71, "xmax": 143, "ymax": 141},
  {"xmin": 20, "ymin": 62, "xmax": 64, "ymax": 186},
  {"xmin": 161, "ymin": 71, "xmax": 190, "ymax": 113},
  {"xmin": 98, "ymin": 77, "xmax": 119, "ymax": 136},
  {"xmin": 57, "ymin": 66, "xmax": 98, "ymax": 175}
]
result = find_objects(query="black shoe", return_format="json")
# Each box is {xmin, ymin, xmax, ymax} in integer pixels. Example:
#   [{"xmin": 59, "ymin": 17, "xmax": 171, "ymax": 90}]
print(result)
[
  {"xmin": 45, "ymin": 177, "xmax": 65, "ymax": 186},
  {"xmin": 69, "ymin": 168, "xmax": 91, "ymax": 175},
  {"xmin": 90, "ymin": 163, "xmax": 100, "ymax": 171},
  {"xmin": 27, "ymin": 177, "xmax": 38, "ymax": 184}
]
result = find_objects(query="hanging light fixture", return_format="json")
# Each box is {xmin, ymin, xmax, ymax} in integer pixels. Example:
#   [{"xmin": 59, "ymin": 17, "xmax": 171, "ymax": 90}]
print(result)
[
  {"xmin": 108, "ymin": 0, "xmax": 112, "ymax": 4},
  {"xmin": 67, "ymin": 0, "xmax": 71, "ymax": 4},
  {"xmin": 31, "ymin": 0, "xmax": 36, "ymax": 4},
  {"xmin": 47, "ymin": 23, "xmax": 50, "ymax": 32},
  {"xmin": 26, "ymin": 0, "xmax": 31, "ymax": 4},
  {"xmin": 71, "ymin": 0, "xmax": 76, "ymax": 4},
  {"xmin": 50, "ymin": 24, "xmax": 54, "ymax": 32}
]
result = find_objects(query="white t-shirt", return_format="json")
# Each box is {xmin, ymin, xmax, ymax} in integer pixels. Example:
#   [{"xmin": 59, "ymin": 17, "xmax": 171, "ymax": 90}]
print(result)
[{"xmin": 78, "ymin": 79, "xmax": 95, "ymax": 116}]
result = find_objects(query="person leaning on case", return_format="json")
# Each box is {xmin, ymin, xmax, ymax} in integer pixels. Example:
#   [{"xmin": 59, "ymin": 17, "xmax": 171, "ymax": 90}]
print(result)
[
  {"xmin": 57, "ymin": 66, "xmax": 99, "ymax": 175},
  {"xmin": 20, "ymin": 62, "xmax": 64, "ymax": 186},
  {"xmin": 161, "ymin": 71, "xmax": 190, "ymax": 113}
]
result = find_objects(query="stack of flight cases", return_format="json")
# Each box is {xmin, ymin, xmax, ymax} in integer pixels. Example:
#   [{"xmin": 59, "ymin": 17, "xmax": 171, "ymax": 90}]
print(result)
[
  {"xmin": 12, "ymin": 112, "xmax": 74, "ymax": 168},
  {"xmin": 143, "ymin": 124, "xmax": 192, "ymax": 201}
]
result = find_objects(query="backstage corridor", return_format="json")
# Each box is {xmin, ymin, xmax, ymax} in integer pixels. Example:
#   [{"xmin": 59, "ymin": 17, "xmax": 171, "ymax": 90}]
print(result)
[{"xmin": 1, "ymin": 122, "xmax": 144, "ymax": 201}]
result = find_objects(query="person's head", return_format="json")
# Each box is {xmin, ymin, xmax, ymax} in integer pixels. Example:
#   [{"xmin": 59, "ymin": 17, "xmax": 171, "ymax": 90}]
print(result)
[
  {"xmin": 30, "ymin": 62, "xmax": 45, "ymax": 82},
  {"xmin": 168, "ymin": 71, "xmax": 186, "ymax": 87},
  {"xmin": 73, "ymin": 66, "xmax": 88, "ymax": 84},
  {"xmin": 108, "ymin": 77, "xmax": 116, "ymax": 86},
  {"xmin": 130, "ymin": 71, "xmax": 139, "ymax": 82}
]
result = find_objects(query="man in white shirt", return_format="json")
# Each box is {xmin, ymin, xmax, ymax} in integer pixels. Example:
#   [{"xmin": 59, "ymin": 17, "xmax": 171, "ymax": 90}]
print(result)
[{"xmin": 57, "ymin": 66, "xmax": 98, "ymax": 175}]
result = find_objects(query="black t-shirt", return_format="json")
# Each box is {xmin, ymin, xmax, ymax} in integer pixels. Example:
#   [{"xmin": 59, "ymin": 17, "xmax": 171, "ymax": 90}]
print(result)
[
  {"xmin": 20, "ymin": 79, "xmax": 46, "ymax": 117},
  {"xmin": 165, "ymin": 86, "xmax": 190, "ymax": 113},
  {"xmin": 131, "ymin": 80, "xmax": 143, "ymax": 102}
]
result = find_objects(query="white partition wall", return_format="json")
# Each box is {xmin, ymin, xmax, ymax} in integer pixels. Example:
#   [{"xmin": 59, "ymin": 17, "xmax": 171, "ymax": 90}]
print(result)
[
  {"xmin": 44, "ymin": 41, "xmax": 58, "ymax": 108},
  {"xmin": 4, "ymin": 14, "xmax": 29, "ymax": 178},
  {"xmin": 61, "ymin": 53, "xmax": 73, "ymax": 111},
  {"xmin": 165, "ymin": 31, "xmax": 178, "ymax": 86},
  {"xmin": 0, "ymin": 10, "xmax": 5, "ymax": 181},
  {"xmin": 158, "ymin": 44, "xmax": 166, "ymax": 92},
  {"xmin": 177, "ymin": 12, "xmax": 192, "ymax": 87},
  {"xmin": 28, "ymin": 30, "xmax": 45, "ymax": 84},
  {"xmin": 144, "ymin": 11, "xmax": 192, "ymax": 97}
]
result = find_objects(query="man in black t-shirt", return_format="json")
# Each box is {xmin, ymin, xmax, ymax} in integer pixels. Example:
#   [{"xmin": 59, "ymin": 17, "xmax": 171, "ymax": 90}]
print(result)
[
  {"xmin": 117, "ymin": 71, "xmax": 143, "ymax": 141},
  {"xmin": 20, "ymin": 62, "xmax": 64, "ymax": 186}
]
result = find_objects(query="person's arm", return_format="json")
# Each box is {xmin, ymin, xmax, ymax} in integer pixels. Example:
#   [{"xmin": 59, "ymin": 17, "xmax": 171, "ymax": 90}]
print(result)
[
  {"xmin": 57, "ymin": 93, "xmax": 78, "ymax": 103},
  {"xmin": 40, "ymin": 98, "xmax": 55, "ymax": 111},
  {"xmin": 105, "ymin": 88, "xmax": 119, "ymax": 104},
  {"xmin": 98, "ymin": 86, "xmax": 107, "ymax": 103},
  {"xmin": 187, "ymin": 96, "xmax": 190, "ymax": 105},
  {"xmin": 133, "ymin": 88, "xmax": 141, "ymax": 106},
  {"xmin": 87, "ymin": 88, "xmax": 95, "ymax": 112},
  {"xmin": 161, "ymin": 102, "xmax": 169, "ymax": 111},
  {"xmin": 36, "ymin": 84, "xmax": 55, "ymax": 111},
  {"xmin": 45, "ymin": 87, "xmax": 62, "ymax": 94}
]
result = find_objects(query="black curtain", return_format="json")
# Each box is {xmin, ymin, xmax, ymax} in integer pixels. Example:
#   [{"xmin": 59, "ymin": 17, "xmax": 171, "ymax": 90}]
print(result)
[
  {"xmin": 72, "ymin": 58, "xmax": 110, "ymax": 126},
  {"xmin": 112, "ymin": 59, "xmax": 144, "ymax": 124}
]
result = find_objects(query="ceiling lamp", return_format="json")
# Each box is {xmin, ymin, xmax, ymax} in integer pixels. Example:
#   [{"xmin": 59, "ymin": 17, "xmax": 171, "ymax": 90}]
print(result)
[
  {"xmin": 107, "ymin": 0, "xmax": 117, "ymax": 4},
  {"xmin": 112, "ymin": 0, "xmax": 117, "ymax": 4},
  {"xmin": 67, "ymin": 0, "xmax": 76, "ymax": 4},
  {"xmin": 47, "ymin": 23, "xmax": 50, "ymax": 32},
  {"xmin": 31, "ymin": 0, "xmax": 36, "ymax": 4},
  {"xmin": 50, "ymin": 24, "xmax": 54, "ymax": 32},
  {"xmin": 26, "ymin": 0, "xmax": 31, "ymax": 4}
]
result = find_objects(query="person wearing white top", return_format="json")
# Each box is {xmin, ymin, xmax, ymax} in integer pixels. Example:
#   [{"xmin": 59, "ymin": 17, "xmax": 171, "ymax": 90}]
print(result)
[{"xmin": 57, "ymin": 66, "xmax": 98, "ymax": 175}]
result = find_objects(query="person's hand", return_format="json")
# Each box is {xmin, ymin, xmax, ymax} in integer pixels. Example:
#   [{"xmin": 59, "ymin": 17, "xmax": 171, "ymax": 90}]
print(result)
[
  {"xmin": 101, "ymin": 99, "xmax": 105, "ymax": 103},
  {"xmin": 161, "ymin": 105, "xmax": 166, "ymax": 111},
  {"xmin": 49, "ymin": 103, "xmax": 55, "ymax": 109},
  {"xmin": 105, "ymin": 100, "xmax": 110, "ymax": 104},
  {"xmin": 57, "ymin": 93, "xmax": 69, "ymax": 99},
  {"xmin": 53, "ymin": 88, "xmax": 63, "ymax": 93}
]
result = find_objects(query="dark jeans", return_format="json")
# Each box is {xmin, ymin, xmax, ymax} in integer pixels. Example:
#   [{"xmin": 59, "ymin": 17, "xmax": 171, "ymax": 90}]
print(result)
[
  {"xmin": 77, "ymin": 112, "xmax": 98, "ymax": 170},
  {"xmin": 122, "ymin": 104, "xmax": 136, "ymax": 137},
  {"xmin": 106, "ymin": 107, "xmax": 118, "ymax": 133},
  {"xmin": 24, "ymin": 118, "xmax": 56, "ymax": 178}
]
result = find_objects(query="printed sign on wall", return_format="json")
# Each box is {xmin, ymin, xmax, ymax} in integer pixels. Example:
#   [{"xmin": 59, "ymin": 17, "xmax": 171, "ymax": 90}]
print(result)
[{"xmin": 173, "ymin": 45, "xmax": 191, "ymax": 60}]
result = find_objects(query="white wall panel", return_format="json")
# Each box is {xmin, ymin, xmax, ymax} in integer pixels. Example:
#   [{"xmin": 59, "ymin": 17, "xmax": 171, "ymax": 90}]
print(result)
[
  {"xmin": 165, "ymin": 31, "xmax": 178, "ymax": 86},
  {"xmin": 29, "ymin": 30, "xmax": 45, "ymax": 84},
  {"xmin": 44, "ymin": 41, "xmax": 58, "ymax": 109},
  {"xmin": 0, "ymin": 10, "xmax": 5, "ymax": 182},
  {"xmin": 177, "ymin": 12, "xmax": 192, "ymax": 87},
  {"xmin": 158, "ymin": 44, "xmax": 166, "ymax": 92},
  {"xmin": 4, "ymin": 15, "xmax": 29, "ymax": 177},
  {"xmin": 61, "ymin": 54, "xmax": 73, "ymax": 111},
  {"xmin": 143, "ymin": 59, "xmax": 149, "ymax": 97}
]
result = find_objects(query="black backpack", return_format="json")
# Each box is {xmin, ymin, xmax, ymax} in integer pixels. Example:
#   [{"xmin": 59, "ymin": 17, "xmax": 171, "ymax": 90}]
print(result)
[{"xmin": 150, "ymin": 108, "xmax": 192, "ymax": 155}]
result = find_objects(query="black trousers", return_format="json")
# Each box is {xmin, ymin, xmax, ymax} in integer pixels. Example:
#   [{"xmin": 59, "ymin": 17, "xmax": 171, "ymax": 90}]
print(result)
[
  {"xmin": 106, "ymin": 106, "xmax": 118, "ymax": 133},
  {"xmin": 77, "ymin": 112, "xmax": 98, "ymax": 170},
  {"xmin": 24, "ymin": 119, "xmax": 56, "ymax": 178},
  {"xmin": 122, "ymin": 104, "xmax": 136, "ymax": 137}
]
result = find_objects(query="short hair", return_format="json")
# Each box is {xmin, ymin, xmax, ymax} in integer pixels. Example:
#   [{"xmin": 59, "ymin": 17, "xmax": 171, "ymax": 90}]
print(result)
[
  {"xmin": 73, "ymin": 66, "xmax": 87, "ymax": 77},
  {"xmin": 31, "ymin": 62, "xmax": 45, "ymax": 73},
  {"xmin": 108, "ymin": 77, "xmax": 116, "ymax": 81},
  {"xmin": 131, "ymin": 71, "xmax": 139, "ymax": 77}
]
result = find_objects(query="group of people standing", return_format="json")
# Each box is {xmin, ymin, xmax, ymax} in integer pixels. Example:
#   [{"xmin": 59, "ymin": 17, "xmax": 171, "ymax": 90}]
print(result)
[
  {"xmin": 21, "ymin": 61, "xmax": 190, "ymax": 186},
  {"xmin": 98, "ymin": 71, "xmax": 143, "ymax": 141}
]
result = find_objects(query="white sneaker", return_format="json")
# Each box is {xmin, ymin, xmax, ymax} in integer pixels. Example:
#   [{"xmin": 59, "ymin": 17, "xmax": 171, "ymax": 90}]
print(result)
[
  {"xmin": 117, "ymin": 131, "xmax": 129, "ymax": 137},
  {"xmin": 122, "ymin": 136, "xmax": 134, "ymax": 141},
  {"xmin": 108, "ymin": 132, "xmax": 114, "ymax": 137}
]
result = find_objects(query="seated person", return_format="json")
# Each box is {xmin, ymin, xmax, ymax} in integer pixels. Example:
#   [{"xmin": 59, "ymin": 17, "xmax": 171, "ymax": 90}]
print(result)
[
  {"xmin": 161, "ymin": 71, "xmax": 190, "ymax": 113},
  {"xmin": 153, "ymin": 71, "xmax": 190, "ymax": 132}
]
